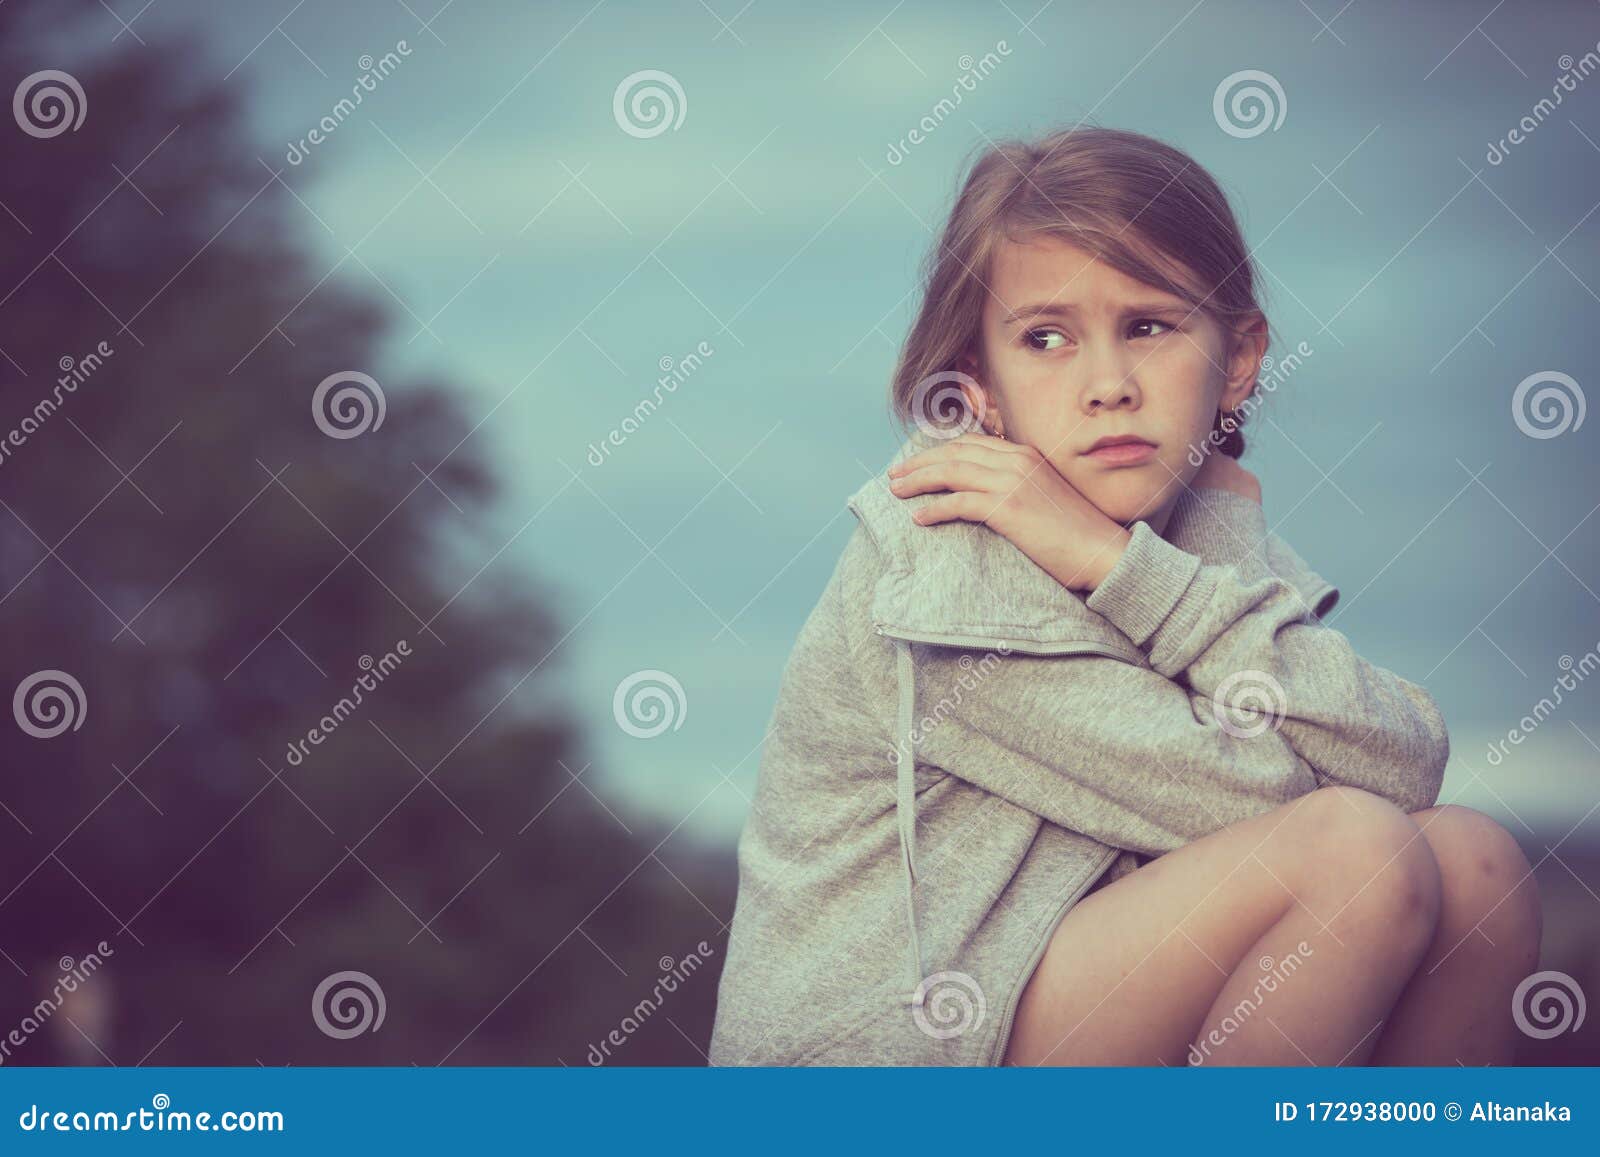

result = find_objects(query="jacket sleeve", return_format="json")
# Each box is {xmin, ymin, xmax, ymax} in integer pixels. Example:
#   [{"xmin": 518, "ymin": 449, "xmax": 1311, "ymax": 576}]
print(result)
[
  {"xmin": 836, "ymin": 520, "xmax": 1329, "ymax": 857},
  {"xmin": 900, "ymin": 636, "xmax": 1324, "ymax": 858},
  {"xmin": 1083, "ymin": 502, "xmax": 1450, "ymax": 817}
]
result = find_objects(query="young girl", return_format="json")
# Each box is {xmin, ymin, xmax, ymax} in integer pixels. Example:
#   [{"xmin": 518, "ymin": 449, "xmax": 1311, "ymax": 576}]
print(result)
[{"xmin": 709, "ymin": 126, "xmax": 1542, "ymax": 1067}]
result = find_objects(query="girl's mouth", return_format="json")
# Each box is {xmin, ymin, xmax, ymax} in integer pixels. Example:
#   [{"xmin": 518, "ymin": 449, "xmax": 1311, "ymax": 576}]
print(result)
[{"xmin": 1084, "ymin": 441, "xmax": 1157, "ymax": 466}]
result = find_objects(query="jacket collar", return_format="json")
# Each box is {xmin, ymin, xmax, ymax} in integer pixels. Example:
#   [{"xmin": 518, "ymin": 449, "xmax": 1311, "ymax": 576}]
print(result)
[{"xmin": 845, "ymin": 429, "xmax": 1147, "ymax": 662}]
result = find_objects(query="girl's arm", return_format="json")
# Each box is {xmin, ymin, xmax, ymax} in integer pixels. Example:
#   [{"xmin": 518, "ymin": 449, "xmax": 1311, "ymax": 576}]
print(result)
[
  {"xmin": 841, "ymin": 524, "xmax": 1325, "ymax": 859},
  {"xmin": 893, "ymin": 634, "xmax": 1324, "ymax": 859},
  {"xmin": 878, "ymin": 437, "xmax": 1446, "ymax": 854},
  {"xmin": 1083, "ymin": 509, "xmax": 1450, "ymax": 816}
]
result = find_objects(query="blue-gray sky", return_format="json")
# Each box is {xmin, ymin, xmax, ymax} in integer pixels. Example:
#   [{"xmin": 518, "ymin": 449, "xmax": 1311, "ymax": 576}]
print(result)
[{"xmin": 121, "ymin": 0, "xmax": 1600, "ymax": 842}]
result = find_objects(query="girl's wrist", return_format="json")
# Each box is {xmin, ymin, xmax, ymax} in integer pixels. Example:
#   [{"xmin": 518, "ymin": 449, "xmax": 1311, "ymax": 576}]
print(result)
[
  {"xmin": 1051, "ymin": 525, "xmax": 1132, "ymax": 592},
  {"xmin": 1088, "ymin": 525, "xmax": 1134, "ymax": 590}
]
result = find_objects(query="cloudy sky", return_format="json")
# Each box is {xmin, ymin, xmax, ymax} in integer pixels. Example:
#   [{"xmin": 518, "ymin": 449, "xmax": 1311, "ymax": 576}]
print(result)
[{"xmin": 109, "ymin": 0, "xmax": 1600, "ymax": 844}]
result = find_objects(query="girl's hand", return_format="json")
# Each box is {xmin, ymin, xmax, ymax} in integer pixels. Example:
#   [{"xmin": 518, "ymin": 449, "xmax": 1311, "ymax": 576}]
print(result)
[
  {"xmin": 1190, "ymin": 450, "xmax": 1261, "ymax": 504},
  {"xmin": 886, "ymin": 432, "xmax": 1131, "ymax": 593}
]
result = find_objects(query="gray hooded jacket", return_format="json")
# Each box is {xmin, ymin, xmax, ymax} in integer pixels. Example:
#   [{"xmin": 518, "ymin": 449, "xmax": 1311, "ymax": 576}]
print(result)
[{"xmin": 709, "ymin": 428, "xmax": 1450, "ymax": 1066}]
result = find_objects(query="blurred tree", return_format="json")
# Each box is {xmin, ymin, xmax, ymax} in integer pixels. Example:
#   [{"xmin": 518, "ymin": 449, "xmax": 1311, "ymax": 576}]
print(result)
[{"xmin": 0, "ymin": 0, "xmax": 729, "ymax": 1065}]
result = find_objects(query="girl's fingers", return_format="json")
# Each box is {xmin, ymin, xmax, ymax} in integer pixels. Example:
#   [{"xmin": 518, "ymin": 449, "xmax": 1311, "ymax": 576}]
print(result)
[
  {"xmin": 889, "ymin": 433, "xmax": 1016, "ymax": 478},
  {"xmin": 958, "ymin": 430, "xmax": 1027, "ymax": 454},
  {"xmin": 910, "ymin": 491, "xmax": 994, "ymax": 525},
  {"xmin": 888, "ymin": 459, "xmax": 1004, "ymax": 498}
]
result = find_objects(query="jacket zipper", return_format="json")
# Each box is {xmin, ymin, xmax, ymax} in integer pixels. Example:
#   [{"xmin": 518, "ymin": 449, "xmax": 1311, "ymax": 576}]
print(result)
[
  {"xmin": 989, "ymin": 843, "xmax": 1122, "ymax": 1065},
  {"xmin": 872, "ymin": 623, "xmax": 1145, "ymax": 665},
  {"xmin": 876, "ymin": 617, "xmax": 1147, "ymax": 1057}
]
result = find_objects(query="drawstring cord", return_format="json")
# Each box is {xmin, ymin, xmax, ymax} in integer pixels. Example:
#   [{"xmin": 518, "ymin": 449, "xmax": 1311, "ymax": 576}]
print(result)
[{"xmin": 893, "ymin": 637, "xmax": 927, "ymax": 1007}]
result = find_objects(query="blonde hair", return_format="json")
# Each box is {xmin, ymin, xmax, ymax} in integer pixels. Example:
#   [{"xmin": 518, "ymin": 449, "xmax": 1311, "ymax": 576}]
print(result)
[{"xmin": 888, "ymin": 126, "xmax": 1267, "ymax": 458}]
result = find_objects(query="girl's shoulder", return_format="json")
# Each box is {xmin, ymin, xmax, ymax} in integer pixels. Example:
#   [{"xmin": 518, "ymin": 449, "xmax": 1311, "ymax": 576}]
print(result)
[
  {"xmin": 842, "ymin": 437, "xmax": 1340, "ymax": 650},
  {"xmin": 1262, "ymin": 532, "xmax": 1340, "ymax": 621},
  {"xmin": 842, "ymin": 446, "xmax": 1144, "ymax": 661}
]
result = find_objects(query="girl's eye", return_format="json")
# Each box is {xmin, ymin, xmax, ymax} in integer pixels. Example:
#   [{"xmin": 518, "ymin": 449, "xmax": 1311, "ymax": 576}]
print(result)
[
  {"xmin": 1023, "ymin": 327, "xmax": 1068, "ymax": 351},
  {"xmin": 1024, "ymin": 320, "xmax": 1177, "ymax": 350}
]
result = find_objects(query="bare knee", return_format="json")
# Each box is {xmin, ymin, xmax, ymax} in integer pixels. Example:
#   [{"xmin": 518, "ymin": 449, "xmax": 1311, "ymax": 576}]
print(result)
[
  {"xmin": 1281, "ymin": 786, "xmax": 1442, "ymax": 946},
  {"xmin": 1409, "ymin": 804, "xmax": 1542, "ymax": 963}
]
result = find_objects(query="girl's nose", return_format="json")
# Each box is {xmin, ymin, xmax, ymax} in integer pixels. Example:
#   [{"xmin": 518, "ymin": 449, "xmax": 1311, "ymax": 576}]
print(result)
[{"xmin": 1080, "ymin": 355, "xmax": 1141, "ymax": 413}]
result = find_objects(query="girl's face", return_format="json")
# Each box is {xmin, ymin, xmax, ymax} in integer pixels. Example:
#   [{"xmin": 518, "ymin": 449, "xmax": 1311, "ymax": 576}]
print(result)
[{"xmin": 959, "ymin": 235, "xmax": 1263, "ymax": 533}]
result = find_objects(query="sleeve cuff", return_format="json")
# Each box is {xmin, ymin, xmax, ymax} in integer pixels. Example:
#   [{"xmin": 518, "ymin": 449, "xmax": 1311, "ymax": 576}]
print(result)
[{"xmin": 1084, "ymin": 519, "xmax": 1202, "ymax": 648}]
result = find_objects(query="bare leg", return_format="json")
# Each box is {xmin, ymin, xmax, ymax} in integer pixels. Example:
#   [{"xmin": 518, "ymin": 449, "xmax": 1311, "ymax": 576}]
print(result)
[
  {"xmin": 1003, "ymin": 785, "xmax": 1442, "ymax": 1066},
  {"xmin": 1368, "ymin": 804, "xmax": 1543, "ymax": 1065}
]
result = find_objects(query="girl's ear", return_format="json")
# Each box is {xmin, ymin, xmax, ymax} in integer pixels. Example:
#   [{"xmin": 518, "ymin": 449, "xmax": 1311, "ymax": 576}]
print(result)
[
  {"xmin": 1219, "ymin": 312, "xmax": 1268, "ymax": 413},
  {"xmin": 954, "ymin": 353, "xmax": 1003, "ymax": 437}
]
